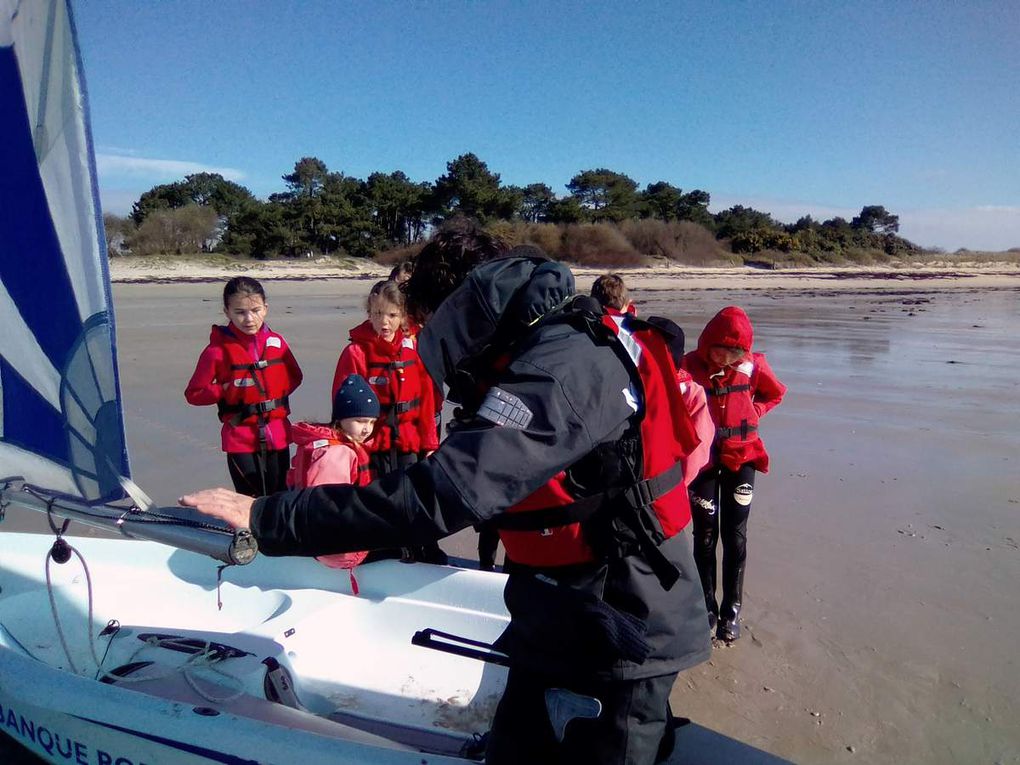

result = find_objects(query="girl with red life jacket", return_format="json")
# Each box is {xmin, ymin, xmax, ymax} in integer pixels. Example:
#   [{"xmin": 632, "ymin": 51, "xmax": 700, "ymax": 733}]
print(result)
[
  {"xmin": 331, "ymin": 280, "xmax": 439, "ymax": 476},
  {"xmin": 682, "ymin": 306, "xmax": 786, "ymax": 643},
  {"xmin": 332, "ymin": 280, "xmax": 444, "ymax": 564},
  {"xmin": 185, "ymin": 277, "xmax": 303, "ymax": 497},
  {"xmin": 287, "ymin": 373, "xmax": 379, "ymax": 594}
]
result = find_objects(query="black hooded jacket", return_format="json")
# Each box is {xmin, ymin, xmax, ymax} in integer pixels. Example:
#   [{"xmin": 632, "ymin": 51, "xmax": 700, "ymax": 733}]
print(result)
[{"xmin": 251, "ymin": 256, "xmax": 710, "ymax": 679}]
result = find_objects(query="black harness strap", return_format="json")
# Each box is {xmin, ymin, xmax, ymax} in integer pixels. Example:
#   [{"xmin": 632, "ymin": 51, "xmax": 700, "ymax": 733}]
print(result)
[
  {"xmin": 491, "ymin": 461, "xmax": 685, "ymax": 533},
  {"xmin": 717, "ymin": 421, "xmax": 757, "ymax": 439},
  {"xmin": 218, "ymin": 395, "xmax": 291, "ymax": 425},
  {"xmin": 229, "ymin": 358, "xmax": 284, "ymax": 372},
  {"xmin": 706, "ymin": 383, "xmax": 750, "ymax": 396},
  {"xmin": 379, "ymin": 397, "xmax": 421, "ymax": 415},
  {"xmin": 368, "ymin": 359, "xmax": 416, "ymax": 370}
]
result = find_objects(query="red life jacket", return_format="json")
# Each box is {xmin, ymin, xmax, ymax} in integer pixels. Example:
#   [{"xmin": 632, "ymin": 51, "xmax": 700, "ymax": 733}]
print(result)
[
  {"xmin": 349, "ymin": 321, "xmax": 431, "ymax": 454},
  {"xmin": 495, "ymin": 309, "xmax": 700, "ymax": 588},
  {"xmin": 213, "ymin": 325, "xmax": 293, "ymax": 429},
  {"xmin": 682, "ymin": 306, "xmax": 778, "ymax": 472},
  {"xmin": 686, "ymin": 353, "xmax": 768, "ymax": 471}
]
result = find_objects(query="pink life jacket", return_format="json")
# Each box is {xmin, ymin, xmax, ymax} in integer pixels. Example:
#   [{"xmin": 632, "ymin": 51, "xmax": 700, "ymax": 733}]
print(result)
[{"xmin": 288, "ymin": 422, "xmax": 372, "ymax": 593}]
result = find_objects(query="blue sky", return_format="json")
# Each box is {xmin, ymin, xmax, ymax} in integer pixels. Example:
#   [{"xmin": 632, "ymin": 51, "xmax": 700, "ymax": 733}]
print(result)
[{"xmin": 73, "ymin": 1, "xmax": 1019, "ymax": 251}]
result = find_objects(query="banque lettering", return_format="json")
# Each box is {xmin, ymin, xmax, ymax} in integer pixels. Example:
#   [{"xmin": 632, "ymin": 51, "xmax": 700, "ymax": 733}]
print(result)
[{"xmin": 0, "ymin": 701, "xmax": 149, "ymax": 765}]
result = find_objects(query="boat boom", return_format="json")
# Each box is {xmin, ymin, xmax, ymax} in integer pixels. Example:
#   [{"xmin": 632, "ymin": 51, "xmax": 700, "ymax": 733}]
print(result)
[{"xmin": 0, "ymin": 481, "xmax": 257, "ymax": 566}]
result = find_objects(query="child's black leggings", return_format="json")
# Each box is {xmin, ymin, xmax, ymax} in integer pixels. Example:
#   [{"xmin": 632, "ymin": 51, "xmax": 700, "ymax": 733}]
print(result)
[
  {"xmin": 689, "ymin": 462, "xmax": 756, "ymax": 624},
  {"xmin": 227, "ymin": 449, "xmax": 290, "ymax": 498}
]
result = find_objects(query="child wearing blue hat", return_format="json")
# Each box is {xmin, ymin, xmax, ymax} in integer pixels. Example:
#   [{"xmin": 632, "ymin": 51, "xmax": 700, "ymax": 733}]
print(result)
[{"xmin": 286, "ymin": 373, "xmax": 379, "ymax": 592}]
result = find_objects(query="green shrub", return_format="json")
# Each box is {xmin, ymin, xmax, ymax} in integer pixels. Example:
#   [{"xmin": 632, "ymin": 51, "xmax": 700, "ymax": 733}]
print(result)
[
  {"xmin": 560, "ymin": 224, "xmax": 644, "ymax": 267},
  {"xmin": 517, "ymin": 223, "xmax": 566, "ymax": 259},
  {"xmin": 618, "ymin": 219, "xmax": 729, "ymax": 265}
]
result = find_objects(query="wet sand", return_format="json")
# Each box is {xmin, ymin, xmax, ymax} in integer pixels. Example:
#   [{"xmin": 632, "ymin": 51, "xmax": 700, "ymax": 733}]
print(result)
[{"xmin": 4, "ymin": 271, "xmax": 1019, "ymax": 763}]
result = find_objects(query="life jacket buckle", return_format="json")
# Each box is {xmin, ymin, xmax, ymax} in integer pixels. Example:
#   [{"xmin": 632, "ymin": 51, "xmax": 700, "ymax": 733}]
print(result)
[{"xmin": 624, "ymin": 478, "xmax": 655, "ymax": 509}]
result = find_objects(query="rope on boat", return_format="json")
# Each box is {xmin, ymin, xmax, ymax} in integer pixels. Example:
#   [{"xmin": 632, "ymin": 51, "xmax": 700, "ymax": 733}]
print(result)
[
  {"xmin": 43, "ymin": 540, "xmax": 246, "ymax": 703},
  {"xmin": 45, "ymin": 540, "xmax": 102, "ymax": 676},
  {"xmin": 112, "ymin": 635, "xmax": 247, "ymax": 704}
]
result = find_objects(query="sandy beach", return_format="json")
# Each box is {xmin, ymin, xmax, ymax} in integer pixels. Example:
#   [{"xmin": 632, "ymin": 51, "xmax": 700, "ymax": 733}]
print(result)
[{"xmin": 3, "ymin": 264, "xmax": 1019, "ymax": 764}]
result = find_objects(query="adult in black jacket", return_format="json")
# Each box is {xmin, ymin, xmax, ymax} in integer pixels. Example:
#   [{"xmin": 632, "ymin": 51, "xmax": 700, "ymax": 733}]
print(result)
[{"xmin": 183, "ymin": 223, "xmax": 710, "ymax": 764}]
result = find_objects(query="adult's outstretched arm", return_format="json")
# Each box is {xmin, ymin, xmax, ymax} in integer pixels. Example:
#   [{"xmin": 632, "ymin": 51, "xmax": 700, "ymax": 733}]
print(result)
[{"xmin": 186, "ymin": 335, "xmax": 632, "ymax": 560}]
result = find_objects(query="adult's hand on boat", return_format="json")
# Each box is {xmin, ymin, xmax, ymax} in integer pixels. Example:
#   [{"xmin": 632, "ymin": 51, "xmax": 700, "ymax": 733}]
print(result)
[{"xmin": 179, "ymin": 488, "xmax": 255, "ymax": 530}]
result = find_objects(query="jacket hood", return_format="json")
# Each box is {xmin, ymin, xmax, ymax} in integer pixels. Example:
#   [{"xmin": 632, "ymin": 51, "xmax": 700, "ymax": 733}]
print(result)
[
  {"xmin": 210, "ymin": 323, "xmax": 269, "ymax": 345},
  {"xmin": 349, "ymin": 319, "xmax": 402, "ymax": 349},
  {"xmin": 291, "ymin": 421, "xmax": 344, "ymax": 446},
  {"xmin": 417, "ymin": 247, "xmax": 575, "ymax": 398},
  {"xmin": 696, "ymin": 306, "xmax": 754, "ymax": 359}
]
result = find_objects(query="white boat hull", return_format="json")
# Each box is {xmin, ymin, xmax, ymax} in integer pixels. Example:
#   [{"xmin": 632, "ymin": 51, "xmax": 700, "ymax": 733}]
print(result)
[{"xmin": 0, "ymin": 533, "xmax": 510, "ymax": 764}]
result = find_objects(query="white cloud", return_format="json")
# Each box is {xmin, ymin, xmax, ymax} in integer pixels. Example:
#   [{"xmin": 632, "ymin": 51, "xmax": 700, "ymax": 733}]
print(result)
[
  {"xmin": 710, "ymin": 194, "xmax": 1020, "ymax": 252},
  {"xmin": 96, "ymin": 152, "xmax": 246, "ymax": 183}
]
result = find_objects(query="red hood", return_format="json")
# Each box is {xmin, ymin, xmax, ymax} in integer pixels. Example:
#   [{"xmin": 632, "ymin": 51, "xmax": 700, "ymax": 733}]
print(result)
[
  {"xmin": 210, "ymin": 323, "xmax": 271, "ymax": 347},
  {"xmin": 696, "ymin": 306, "xmax": 754, "ymax": 360},
  {"xmin": 291, "ymin": 421, "xmax": 347, "ymax": 447},
  {"xmin": 349, "ymin": 319, "xmax": 403, "ymax": 353}
]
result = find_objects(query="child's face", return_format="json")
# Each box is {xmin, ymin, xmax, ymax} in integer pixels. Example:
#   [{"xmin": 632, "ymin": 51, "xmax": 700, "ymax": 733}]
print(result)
[
  {"xmin": 224, "ymin": 293, "xmax": 267, "ymax": 336},
  {"xmin": 339, "ymin": 416, "xmax": 376, "ymax": 443},
  {"xmin": 709, "ymin": 345, "xmax": 745, "ymax": 368},
  {"xmin": 369, "ymin": 297, "xmax": 404, "ymax": 341}
]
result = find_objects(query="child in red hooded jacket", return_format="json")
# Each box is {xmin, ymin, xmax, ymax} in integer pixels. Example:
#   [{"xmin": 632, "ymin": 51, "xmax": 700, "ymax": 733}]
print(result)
[
  {"xmin": 288, "ymin": 373, "xmax": 378, "ymax": 593},
  {"xmin": 331, "ymin": 279, "xmax": 439, "ymax": 473},
  {"xmin": 185, "ymin": 277, "xmax": 303, "ymax": 497},
  {"xmin": 682, "ymin": 306, "xmax": 786, "ymax": 643}
]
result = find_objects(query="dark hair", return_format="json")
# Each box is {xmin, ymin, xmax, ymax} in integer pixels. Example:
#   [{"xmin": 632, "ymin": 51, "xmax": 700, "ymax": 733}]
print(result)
[
  {"xmin": 403, "ymin": 218, "xmax": 509, "ymax": 321},
  {"xmin": 223, "ymin": 276, "xmax": 266, "ymax": 307},
  {"xmin": 366, "ymin": 279, "xmax": 405, "ymax": 313},
  {"xmin": 389, "ymin": 261, "xmax": 414, "ymax": 281},
  {"xmin": 590, "ymin": 273, "xmax": 628, "ymax": 311}
]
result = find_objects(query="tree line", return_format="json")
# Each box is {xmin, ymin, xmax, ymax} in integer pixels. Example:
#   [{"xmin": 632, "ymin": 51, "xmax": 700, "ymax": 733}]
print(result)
[{"xmin": 104, "ymin": 152, "xmax": 918, "ymax": 265}]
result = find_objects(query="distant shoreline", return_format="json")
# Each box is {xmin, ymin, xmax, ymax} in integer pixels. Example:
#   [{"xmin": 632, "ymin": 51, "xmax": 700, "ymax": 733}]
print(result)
[{"xmin": 109, "ymin": 257, "xmax": 1020, "ymax": 292}]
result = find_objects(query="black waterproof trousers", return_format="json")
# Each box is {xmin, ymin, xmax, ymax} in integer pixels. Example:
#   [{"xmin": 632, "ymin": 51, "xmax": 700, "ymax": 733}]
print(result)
[
  {"xmin": 226, "ymin": 449, "xmax": 290, "ymax": 497},
  {"xmin": 486, "ymin": 667, "xmax": 678, "ymax": 765},
  {"xmin": 689, "ymin": 463, "xmax": 756, "ymax": 626}
]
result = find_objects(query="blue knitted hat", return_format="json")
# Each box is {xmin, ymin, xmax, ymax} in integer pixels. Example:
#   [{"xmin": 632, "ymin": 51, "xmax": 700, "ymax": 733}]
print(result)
[{"xmin": 332, "ymin": 374, "xmax": 380, "ymax": 421}]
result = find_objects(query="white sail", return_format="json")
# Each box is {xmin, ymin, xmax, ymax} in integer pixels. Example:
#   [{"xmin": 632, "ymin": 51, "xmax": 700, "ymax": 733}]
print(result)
[{"xmin": 0, "ymin": 0, "xmax": 128, "ymax": 502}]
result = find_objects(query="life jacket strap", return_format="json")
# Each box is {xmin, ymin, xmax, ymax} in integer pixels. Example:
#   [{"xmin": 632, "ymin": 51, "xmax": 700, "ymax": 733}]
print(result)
[
  {"xmin": 706, "ymin": 383, "xmax": 750, "ymax": 396},
  {"xmin": 491, "ymin": 461, "xmax": 684, "ymax": 533},
  {"xmin": 716, "ymin": 421, "xmax": 757, "ymax": 439},
  {"xmin": 218, "ymin": 395, "xmax": 290, "ymax": 424},
  {"xmin": 621, "ymin": 461, "xmax": 685, "ymax": 513},
  {"xmin": 379, "ymin": 397, "xmax": 421, "ymax": 415},
  {"xmin": 368, "ymin": 359, "xmax": 415, "ymax": 370},
  {"xmin": 230, "ymin": 358, "xmax": 284, "ymax": 372}
]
